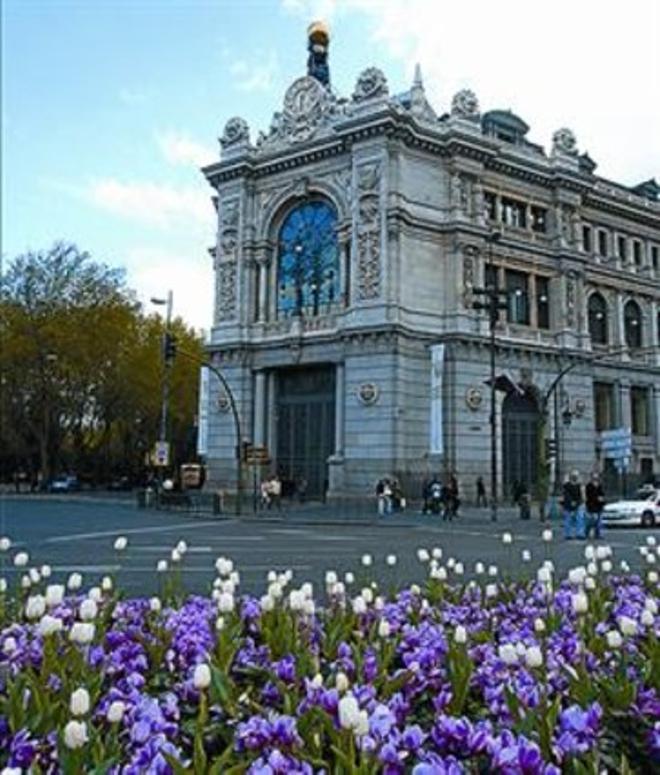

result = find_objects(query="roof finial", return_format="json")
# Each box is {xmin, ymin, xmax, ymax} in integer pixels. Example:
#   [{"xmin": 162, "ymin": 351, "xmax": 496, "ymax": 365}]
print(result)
[
  {"xmin": 413, "ymin": 63, "xmax": 423, "ymax": 88},
  {"xmin": 307, "ymin": 21, "xmax": 330, "ymax": 86}
]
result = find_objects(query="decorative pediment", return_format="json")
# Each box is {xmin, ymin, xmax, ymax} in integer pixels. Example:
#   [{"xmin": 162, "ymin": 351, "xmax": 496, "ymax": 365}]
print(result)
[{"xmin": 256, "ymin": 76, "xmax": 349, "ymax": 151}]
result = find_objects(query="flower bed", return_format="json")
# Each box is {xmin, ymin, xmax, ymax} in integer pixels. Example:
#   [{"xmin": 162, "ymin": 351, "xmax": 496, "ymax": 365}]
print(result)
[{"xmin": 1, "ymin": 533, "xmax": 659, "ymax": 773}]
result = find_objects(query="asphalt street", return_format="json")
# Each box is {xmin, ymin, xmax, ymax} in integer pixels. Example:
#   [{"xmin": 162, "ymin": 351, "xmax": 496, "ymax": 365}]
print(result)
[{"xmin": 0, "ymin": 495, "xmax": 656, "ymax": 598}]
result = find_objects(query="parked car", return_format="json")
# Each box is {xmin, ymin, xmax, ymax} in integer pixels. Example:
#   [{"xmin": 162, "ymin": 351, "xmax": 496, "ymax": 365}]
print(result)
[
  {"xmin": 47, "ymin": 475, "xmax": 80, "ymax": 493},
  {"xmin": 602, "ymin": 489, "xmax": 660, "ymax": 528}
]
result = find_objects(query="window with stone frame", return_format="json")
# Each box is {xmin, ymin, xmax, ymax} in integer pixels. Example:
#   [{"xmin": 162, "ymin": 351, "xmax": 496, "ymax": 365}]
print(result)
[
  {"xmin": 597, "ymin": 229, "xmax": 608, "ymax": 258},
  {"xmin": 617, "ymin": 235, "xmax": 627, "ymax": 262},
  {"xmin": 501, "ymin": 197, "xmax": 527, "ymax": 228},
  {"xmin": 536, "ymin": 276, "xmax": 550, "ymax": 329},
  {"xmin": 633, "ymin": 240, "xmax": 642, "ymax": 268},
  {"xmin": 623, "ymin": 299, "xmax": 643, "ymax": 348},
  {"xmin": 530, "ymin": 206, "xmax": 547, "ymax": 233},
  {"xmin": 276, "ymin": 200, "xmax": 340, "ymax": 318},
  {"xmin": 593, "ymin": 382, "xmax": 614, "ymax": 432},
  {"xmin": 582, "ymin": 225, "xmax": 592, "ymax": 253},
  {"xmin": 484, "ymin": 191, "xmax": 497, "ymax": 221},
  {"xmin": 652, "ymin": 245, "xmax": 658, "ymax": 271},
  {"xmin": 587, "ymin": 292, "xmax": 608, "ymax": 345},
  {"xmin": 631, "ymin": 386, "xmax": 650, "ymax": 436},
  {"xmin": 505, "ymin": 269, "xmax": 529, "ymax": 325}
]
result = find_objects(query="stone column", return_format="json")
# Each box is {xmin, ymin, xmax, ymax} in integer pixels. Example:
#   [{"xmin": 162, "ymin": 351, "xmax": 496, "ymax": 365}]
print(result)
[
  {"xmin": 654, "ymin": 386, "xmax": 660, "ymax": 456},
  {"xmin": 253, "ymin": 370, "xmax": 266, "ymax": 446},
  {"xmin": 335, "ymin": 362, "xmax": 345, "ymax": 457},
  {"xmin": 266, "ymin": 371, "xmax": 277, "ymax": 453},
  {"xmin": 619, "ymin": 381, "xmax": 632, "ymax": 431},
  {"xmin": 529, "ymin": 275, "xmax": 538, "ymax": 329},
  {"xmin": 615, "ymin": 292, "xmax": 626, "ymax": 348}
]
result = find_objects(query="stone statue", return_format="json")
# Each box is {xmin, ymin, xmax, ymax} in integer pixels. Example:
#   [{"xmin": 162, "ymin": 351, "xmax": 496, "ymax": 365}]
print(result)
[
  {"xmin": 220, "ymin": 117, "xmax": 250, "ymax": 149},
  {"xmin": 552, "ymin": 127, "xmax": 578, "ymax": 156},
  {"xmin": 307, "ymin": 21, "xmax": 330, "ymax": 86},
  {"xmin": 352, "ymin": 67, "xmax": 388, "ymax": 102},
  {"xmin": 451, "ymin": 89, "xmax": 479, "ymax": 118}
]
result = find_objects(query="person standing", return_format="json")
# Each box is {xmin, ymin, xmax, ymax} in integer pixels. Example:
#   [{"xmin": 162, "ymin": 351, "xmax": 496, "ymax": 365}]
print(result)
[
  {"xmin": 562, "ymin": 470, "xmax": 585, "ymax": 540},
  {"xmin": 585, "ymin": 472, "xmax": 606, "ymax": 539},
  {"xmin": 476, "ymin": 476, "xmax": 486, "ymax": 507},
  {"xmin": 447, "ymin": 472, "xmax": 460, "ymax": 519}
]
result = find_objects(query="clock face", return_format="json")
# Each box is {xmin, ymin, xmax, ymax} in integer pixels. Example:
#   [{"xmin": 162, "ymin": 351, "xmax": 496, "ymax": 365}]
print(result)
[{"xmin": 284, "ymin": 77, "xmax": 324, "ymax": 118}]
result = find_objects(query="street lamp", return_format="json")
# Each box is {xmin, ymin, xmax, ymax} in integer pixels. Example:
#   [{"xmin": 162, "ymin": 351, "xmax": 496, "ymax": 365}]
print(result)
[
  {"xmin": 472, "ymin": 231, "xmax": 506, "ymax": 522},
  {"xmin": 151, "ymin": 291, "xmax": 173, "ymax": 482}
]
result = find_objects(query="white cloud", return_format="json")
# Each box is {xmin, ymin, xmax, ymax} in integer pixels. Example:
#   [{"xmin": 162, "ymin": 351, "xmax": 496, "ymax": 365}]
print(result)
[
  {"xmin": 156, "ymin": 131, "xmax": 216, "ymax": 168},
  {"xmin": 125, "ymin": 246, "xmax": 214, "ymax": 331},
  {"xmin": 281, "ymin": 0, "xmax": 660, "ymax": 184},
  {"xmin": 85, "ymin": 178, "xmax": 214, "ymax": 231},
  {"xmin": 230, "ymin": 49, "xmax": 280, "ymax": 92}
]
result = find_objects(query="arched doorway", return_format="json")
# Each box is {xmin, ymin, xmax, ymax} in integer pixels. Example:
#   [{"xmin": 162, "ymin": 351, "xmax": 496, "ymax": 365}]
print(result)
[{"xmin": 502, "ymin": 390, "xmax": 539, "ymax": 498}]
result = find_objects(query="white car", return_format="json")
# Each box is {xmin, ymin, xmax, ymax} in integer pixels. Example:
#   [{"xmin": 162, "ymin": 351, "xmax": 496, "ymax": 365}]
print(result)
[{"xmin": 602, "ymin": 489, "xmax": 660, "ymax": 528}]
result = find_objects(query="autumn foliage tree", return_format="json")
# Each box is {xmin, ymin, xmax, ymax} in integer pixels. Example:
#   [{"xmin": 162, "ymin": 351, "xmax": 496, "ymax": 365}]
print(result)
[{"xmin": 0, "ymin": 242, "xmax": 203, "ymax": 485}]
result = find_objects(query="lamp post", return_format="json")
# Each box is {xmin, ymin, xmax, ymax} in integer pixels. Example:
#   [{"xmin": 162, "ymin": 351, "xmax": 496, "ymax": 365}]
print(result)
[
  {"xmin": 151, "ymin": 291, "xmax": 173, "ymax": 481},
  {"xmin": 472, "ymin": 231, "xmax": 505, "ymax": 522}
]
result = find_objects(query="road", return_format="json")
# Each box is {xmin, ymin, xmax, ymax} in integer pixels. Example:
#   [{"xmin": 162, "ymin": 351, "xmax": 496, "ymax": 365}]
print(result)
[{"xmin": 0, "ymin": 496, "xmax": 654, "ymax": 598}]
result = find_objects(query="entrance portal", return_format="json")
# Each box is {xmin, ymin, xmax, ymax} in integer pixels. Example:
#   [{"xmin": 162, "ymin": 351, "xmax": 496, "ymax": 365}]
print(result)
[
  {"xmin": 276, "ymin": 366, "xmax": 335, "ymax": 498},
  {"xmin": 502, "ymin": 390, "xmax": 539, "ymax": 498}
]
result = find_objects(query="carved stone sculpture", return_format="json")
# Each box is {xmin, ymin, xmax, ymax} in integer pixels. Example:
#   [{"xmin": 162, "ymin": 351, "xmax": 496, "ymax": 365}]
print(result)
[
  {"xmin": 220, "ymin": 117, "xmax": 250, "ymax": 149},
  {"xmin": 352, "ymin": 67, "xmax": 388, "ymax": 102},
  {"xmin": 355, "ymin": 162, "xmax": 382, "ymax": 300},
  {"xmin": 552, "ymin": 127, "xmax": 578, "ymax": 156},
  {"xmin": 451, "ymin": 89, "xmax": 479, "ymax": 118},
  {"xmin": 215, "ymin": 261, "xmax": 237, "ymax": 322}
]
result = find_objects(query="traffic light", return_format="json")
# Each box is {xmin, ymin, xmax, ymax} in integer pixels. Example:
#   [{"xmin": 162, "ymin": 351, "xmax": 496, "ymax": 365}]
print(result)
[
  {"xmin": 163, "ymin": 332, "xmax": 177, "ymax": 362},
  {"xmin": 545, "ymin": 439, "xmax": 557, "ymax": 459}
]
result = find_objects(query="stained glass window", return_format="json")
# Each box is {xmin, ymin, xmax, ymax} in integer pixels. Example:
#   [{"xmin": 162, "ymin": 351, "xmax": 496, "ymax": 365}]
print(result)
[{"xmin": 277, "ymin": 201, "xmax": 339, "ymax": 317}]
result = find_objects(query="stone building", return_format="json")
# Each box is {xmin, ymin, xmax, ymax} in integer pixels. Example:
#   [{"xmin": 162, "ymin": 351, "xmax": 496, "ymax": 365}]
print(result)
[{"xmin": 201, "ymin": 23, "xmax": 660, "ymax": 501}]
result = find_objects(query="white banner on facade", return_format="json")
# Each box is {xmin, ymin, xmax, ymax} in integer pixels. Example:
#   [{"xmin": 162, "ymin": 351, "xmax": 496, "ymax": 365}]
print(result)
[
  {"xmin": 196, "ymin": 366, "xmax": 210, "ymax": 457},
  {"xmin": 429, "ymin": 344, "xmax": 445, "ymax": 455}
]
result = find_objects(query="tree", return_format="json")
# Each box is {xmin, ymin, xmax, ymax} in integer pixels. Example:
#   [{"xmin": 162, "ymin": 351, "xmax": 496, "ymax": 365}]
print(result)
[{"xmin": 0, "ymin": 242, "xmax": 203, "ymax": 485}]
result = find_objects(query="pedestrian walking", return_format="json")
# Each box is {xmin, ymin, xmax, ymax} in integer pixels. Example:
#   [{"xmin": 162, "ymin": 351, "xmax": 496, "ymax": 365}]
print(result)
[
  {"xmin": 476, "ymin": 476, "xmax": 487, "ymax": 507},
  {"xmin": 447, "ymin": 472, "xmax": 460, "ymax": 519},
  {"xmin": 562, "ymin": 470, "xmax": 585, "ymax": 540},
  {"xmin": 585, "ymin": 472, "xmax": 606, "ymax": 539},
  {"xmin": 270, "ymin": 474, "xmax": 282, "ymax": 511}
]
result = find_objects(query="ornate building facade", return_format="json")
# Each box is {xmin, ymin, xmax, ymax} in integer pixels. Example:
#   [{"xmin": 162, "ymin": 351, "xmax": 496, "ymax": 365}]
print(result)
[{"xmin": 202, "ymin": 23, "xmax": 660, "ymax": 500}]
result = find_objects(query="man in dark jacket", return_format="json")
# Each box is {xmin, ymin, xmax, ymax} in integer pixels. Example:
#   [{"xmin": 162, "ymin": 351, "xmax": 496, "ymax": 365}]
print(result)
[
  {"xmin": 562, "ymin": 469, "xmax": 585, "ymax": 540},
  {"xmin": 585, "ymin": 472, "xmax": 606, "ymax": 539}
]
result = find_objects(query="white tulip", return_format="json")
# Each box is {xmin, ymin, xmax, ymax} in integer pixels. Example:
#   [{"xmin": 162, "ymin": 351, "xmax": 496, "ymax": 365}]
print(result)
[
  {"xmin": 220, "ymin": 580, "xmax": 235, "ymax": 595},
  {"xmin": 447, "ymin": 557, "xmax": 455, "ymax": 569},
  {"xmin": 64, "ymin": 720, "xmax": 88, "ymax": 749},
  {"xmin": 217, "ymin": 592, "xmax": 234, "ymax": 613},
  {"xmin": 568, "ymin": 567, "xmax": 587, "ymax": 586},
  {"xmin": 378, "ymin": 619, "xmax": 391, "ymax": 638},
  {"xmin": 649, "ymin": 571, "xmax": 659, "ymax": 583},
  {"xmin": 488, "ymin": 565, "xmax": 498, "ymax": 577},
  {"xmin": 149, "ymin": 597, "xmax": 161, "ymax": 613},
  {"xmin": 606, "ymin": 630, "xmax": 623, "ymax": 649},
  {"xmin": 641, "ymin": 547, "xmax": 650, "ymax": 557},
  {"xmin": 361, "ymin": 588, "xmax": 374, "ymax": 604},
  {"xmin": 0, "ymin": 537, "xmax": 11, "ymax": 552},
  {"xmin": 176, "ymin": 540, "xmax": 188, "ymax": 555},
  {"xmin": 170, "ymin": 549, "xmax": 181, "ymax": 563},
  {"xmin": 585, "ymin": 577, "xmax": 596, "ymax": 591},
  {"xmin": 534, "ymin": 618, "xmax": 546, "ymax": 633},
  {"xmin": 79, "ymin": 599, "xmax": 98, "ymax": 622},
  {"xmin": 521, "ymin": 550, "xmax": 531, "ymax": 563},
  {"xmin": 193, "ymin": 663, "xmax": 212, "ymax": 690},
  {"xmin": 502, "ymin": 532, "xmax": 513, "ymax": 545},
  {"xmin": 25, "ymin": 595, "xmax": 46, "ymax": 620},
  {"xmin": 107, "ymin": 700, "xmax": 125, "ymax": 723},
  {"xmin": 338, "ymin": 694, "xmax": 360, "ymax": 729},
  {"xmin": 70, "ymin": 687, "xmax": 91, "ymax": 716},
  {"xmin": 229, "ymin": 570, "xmax": 240, "ymax": 586},
  {"xmin": 618, "ymin": 616, "xmax": 638, "ymax": 637},
  {"xmin": 301, "ymin": 582, "xmax": 313, "ymax": 598},
  {"xmin": 40, "ymin": 565, "xmax": 52, "ymax": 578},
  {"xmin": 267, "ymin": 570, "xmax": 277, "ymax": 583},
  {"xmin": 3, "ymin": 637, "xmax": 17, "ymax": 655},
  {"xmin": 311, "ymin": 673, "xmax": 323, "ymax": 688},
  {"xmin": 410, "ymin": 584, "xmax": 421, "ymax": 596},
  {"xmin": 361, "ymin": 554, "xmax": 372, "ymax": 567},
  {"xmin": 537, "ymin": 567, "xmax": 551, "ymax": 584},
  {"xmin": 157, "ymin": 560, "xmax": 168, "ymax": 573},
  {"xmin": 0, "ymin": 578, "xmax": 6, "ymax": 593},
  {"xmin": 303, "ymin": 598, "xmax": 315, "ymax": 616},
  {"xmin": 335, "ymin": 672, "xmax": 350, "ymax": 693},
  {"xmin": 485, "ymin": 583, "xmax": 498, "ymax": 598},
  {"xmin": 596, "ymin": 545, "xmax": 611, "ymax": 560},
  {"xmin": 67, "ymin": 573, "xmax": 83, "ymax": 591},
  {"xmin": 289, "ymin": 590, "xmax": 305, "ymax": 612},
  {"xmin": 101, "ymin": 577, "xmax": 113, "ymax": 592},
  {"xmin": 498, "ymin": 643, "xmax": 518, "ymax": 665},
  {"xmin": 584, "ymin": 545, "xmax": 595, "ymax": 560},
  {"xmin": 21, "ymin": 575, "xmax": 32, "ymax": 590},
  {"xmin": 13, "ymin": 552, "xmax": 29, "ymax": 567},
  {"xmin": 259, "ymin": 594, "xmax": 274, "ymax": 612},
  {"xmin": 344, "ymin": 572, "xmax": 355, "ymax": 585},
  {"xmin": 88, "ymin": 587, "xmax": 101, "ymax": 602},
  {"xmin": 620, "ymin": 561, "xmax": 630, "ymax": 573},
  {"xmin": 454, "ymin": 625, "xmax": 467, "ymax": 644},
  {"xmin": 215, "ymin": 557, "xmax": 233, "ymax": 577},
  {"xmin": 647, "ymin": 554, "xmax": 656, "ymax": 565},
  {"xmin": 587, "ymin": 562, "xmax": 598, "ymax": 576},
  {"xmin": 542, "ymin": 529, "xmax": 553, "ymax": 542},
  {"xmin": 641, "ymin": 609, "xmax": 654, "ymax": 627},
  {"xmin": 645, "ymin": 598, "xmax": 658, "ymax": 614},
  {"xmin": 216, "ymin": 616, "xmax": 225, "ymax": 631},
  {"xmin": 432, "ymin": 547, "xmax": 443, "ymax": 559},
  {"xmin": 325, "ymin": 571, "xmax": 338, "ymax": 586},
  {"xmin": 29, "ymin": 568, "xmax": 41, "ymax": 584},
  {"xmin": 417, "ymin": 548, "xmax": 430, "ymax": 562},
  {"xmin": 113, "ymin": 536, "xmax": 128, "ymax": 551},
  {"xmin": 647, "ymin": 536, "xmax": 657, "ymax": 546},
  {"xmin": 571, "ymin": 592, "xmax": 589, "ymax": 614},
  {"xmin": 525, "ymin": 646, "xmax": 543, "ymax": 668},
  {"xmin": 386, "ymin": 554, "xmax": 397, "ymax": 566},
  {"xmin": 431, "ymin": 566, "xmax": 448, "ymax": 581},
  {"xmin": 37, "ymin": 614, "xmax": 63, "ymax": 636},
  {"xmin": 475, "ymin": 562, "xmax": 485, "ymax": 575},
  {"xmin": 354, "ymin": 709, "xmax": 369, "ymax": 737},
  {"xmin": 454, "ymin": 562, "xmax": 464, "ymax": 575},
  {"xmin": 352, "ymin": 596, "xmax": 367, "ymax": 615},
  {"xmin": 601, "ymin": 560, "xmax": 612, "ymax": 573},
  {"xmin": 268, "ymin": 582, "xmax": 283, "ymax": 599},
  {"xmin": 69, "ymin": 622, "xmax": 95, "ymax": 645}
]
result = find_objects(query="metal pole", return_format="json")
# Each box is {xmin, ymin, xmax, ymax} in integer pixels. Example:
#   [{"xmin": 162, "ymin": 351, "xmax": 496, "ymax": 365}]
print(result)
[
  {"xmin": 159, "ymin": 290, "xmax": 173, "ymax": 448},
  {"xmin": 490, "ymin": 297, "xmax": 498, "ymax": 522}
]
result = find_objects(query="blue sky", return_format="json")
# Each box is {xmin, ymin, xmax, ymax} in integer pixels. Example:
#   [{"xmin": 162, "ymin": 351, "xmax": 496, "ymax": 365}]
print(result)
[{"xmin": 4, "ymin": 0, "xmax": 659, "ymax": 330}]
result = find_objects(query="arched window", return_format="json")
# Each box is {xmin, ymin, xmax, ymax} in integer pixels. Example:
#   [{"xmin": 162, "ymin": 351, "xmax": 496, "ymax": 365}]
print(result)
[
  {"xmin": 277, "ymin": 200, "xmax": 339, "ymax": 318},
  {"xmin": 587, "ymin": 292, "xmax": 608, "ymax": 345},
  {"xmin": 624, "ymin": 300, "xmax": 642, "ymax": 348}
]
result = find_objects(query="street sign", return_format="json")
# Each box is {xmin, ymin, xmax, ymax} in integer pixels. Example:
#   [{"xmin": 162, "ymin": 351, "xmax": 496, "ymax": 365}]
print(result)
[
  {"xmin": 153, "ymin": 441, "xmax": 170, "ymax": 467},
  {"xmin": 600, "ymin": 428, "xmax": 631, "ymax": 460},
  {"xmin": 244, "ymin": 444, "xmax": 270, "ymax": 466}
]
